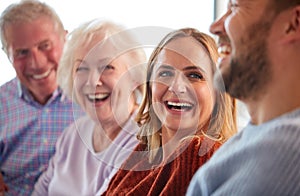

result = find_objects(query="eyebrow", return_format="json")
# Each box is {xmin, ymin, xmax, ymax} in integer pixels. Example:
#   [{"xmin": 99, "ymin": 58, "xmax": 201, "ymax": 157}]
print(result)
[
  {"xmin": 183, "ymin": 66, "xmax": 206, "ymax": 73},
  {"xmin": 75, "ymin": 59, "xmax": 84, "ymax": 64},
  {"xmin": 157, "ymin": 64, "xmax": 206, "ymax": 73},
  {"xmin": 75, "ymin": 58, "xmax": 112, "ymax": 66}
]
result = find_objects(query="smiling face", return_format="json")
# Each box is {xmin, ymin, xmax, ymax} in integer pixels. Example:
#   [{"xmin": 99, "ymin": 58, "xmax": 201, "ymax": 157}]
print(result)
[
  {"xmin": 210, "ymin": 0, "xmax": 274, "ymax": 100},
  {"xmin": 5, "ymin": 17, "xmax": 65, "ymax": 104},
  {"xmin": 73, "ymin": 36, "xmax": 136, "ymax": 128},
  {"xmin": 151, "ymin": 36, "xmax": 215, "ymax": 136}
]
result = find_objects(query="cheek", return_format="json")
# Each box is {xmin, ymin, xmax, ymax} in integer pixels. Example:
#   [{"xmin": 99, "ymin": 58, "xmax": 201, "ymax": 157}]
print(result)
[
  {"xmin": 49, "ymin": 43, "xmax": 64, "ymax": 67},
  {"xmin": 12, "ymin": 60, "xmax": 25, "ymax": 74},
  {"xmin": 196, "ymin": 86, "xmax": 215, "ymax": 113},
  {"xmin": 73, "ymin": 74, "xmax": 86, "ymax": 98},
  {"xmin": 109, "ymin": 77, "xmax": 122, "ymax": 92},
  {"xmin": 151, "ymin": 82, "xmax": 166, "ymax": 102},
  {"xmin": 226, "ymin": 13, "xmax": 253, "ymax": 46}
]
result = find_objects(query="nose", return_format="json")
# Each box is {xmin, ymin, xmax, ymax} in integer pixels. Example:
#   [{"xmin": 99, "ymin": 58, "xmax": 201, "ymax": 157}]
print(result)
[
  {"xmin": 209, "ymin": 11, "xmax": 228, "ymax": 36},
  {"xmin": 29, "ymin": 48, "xmax": 47, "ymax": 69},
  {"xmin": 168, "ymin": 72, "xmax": 188, "ymax": 94},
  {"xmin": 87, "ymin": 70, "xmax": 102, "ymax": 87}
]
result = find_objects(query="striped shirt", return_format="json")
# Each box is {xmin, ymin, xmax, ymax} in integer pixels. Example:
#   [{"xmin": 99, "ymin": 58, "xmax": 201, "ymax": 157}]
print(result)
[{"xmin": 0, "ymin": 78, "xmax": 83, "ymax": 195}]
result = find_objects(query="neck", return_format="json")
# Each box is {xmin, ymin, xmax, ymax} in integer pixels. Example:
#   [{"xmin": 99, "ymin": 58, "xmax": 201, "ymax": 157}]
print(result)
[
  {"xmin": 161, "ymin": 126, "xmax": 197, "ymax": 161},
  {"xmin": 92, "ymin": 123, "xmax": 121, "ymax": 153},
  {"xmin": 243, "ymin": 75, "xmax": 300, "ymax": 125},
  {"xmin": 34, "ymin": 94, "xmax": 52, "ymax": 105},
  {"xmin": 92, "ymin": 104, "xmax": 136, "ymax": 153}
]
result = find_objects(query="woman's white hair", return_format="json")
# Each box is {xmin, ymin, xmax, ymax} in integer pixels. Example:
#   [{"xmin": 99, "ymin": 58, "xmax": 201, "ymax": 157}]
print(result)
[{"xmin": 57, "ymin": 19, "xmax": 147, "ymax": 104}]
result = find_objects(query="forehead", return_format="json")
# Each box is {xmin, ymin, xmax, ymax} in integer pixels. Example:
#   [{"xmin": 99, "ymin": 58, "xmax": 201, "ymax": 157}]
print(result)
[
  {"xmin": 74, "ymin": 34, "xmax": 106, "ymax": 59},
  {"xmin": 155, "ymin": 37, "xmax": 212, "ymax": 72},
  {"xmin": 228, "ymin": 0, "xmax": 270, "ymax": 9},
  {"xmin": 75, "ymin": 37, "xmax": 131, "ymax": 69},
  {"xmin": 5, "ymin": 17, "xmax": 58, "ymax": 48}
]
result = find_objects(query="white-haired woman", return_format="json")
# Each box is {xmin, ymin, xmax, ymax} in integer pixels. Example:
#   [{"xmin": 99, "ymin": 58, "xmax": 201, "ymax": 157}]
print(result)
[{"xmin": 33, "ymin": 19, "xmax": 147, "ymax": 195}]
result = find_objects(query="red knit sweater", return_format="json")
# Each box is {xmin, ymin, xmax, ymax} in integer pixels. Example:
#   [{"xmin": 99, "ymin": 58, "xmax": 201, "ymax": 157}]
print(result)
[{"xmin": 103, "ymin": 136, "xmax": 221, "ymax": 196}]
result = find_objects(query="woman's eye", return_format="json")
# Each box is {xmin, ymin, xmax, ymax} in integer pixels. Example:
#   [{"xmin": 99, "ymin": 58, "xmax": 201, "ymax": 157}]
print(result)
[
  {"xmin": 104, "ymin": 64, "xmax": 114, "ymax": 70},
  {"xmin": 75, "ymin": 67, "xmax": 89, "ymax": 72},
  {"xmin": 158, "ymin": 70, "xmax": 173, "ymax": 77},
  {"xmin": 187, "ymin": 73, "xmax": 204, "ymax": 80}
]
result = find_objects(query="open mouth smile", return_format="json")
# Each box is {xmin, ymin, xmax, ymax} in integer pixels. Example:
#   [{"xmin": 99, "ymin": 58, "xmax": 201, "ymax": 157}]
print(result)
[
  {"xmin": 218, "ymin": 45, "xmax": 231, "ymax": 57},
  {"xmin": 165, "ymin": 101, "xmax": 194, "ymax": 112},
  {"xmin": 86, "ymin": 93, "xmax": 110, "ymax": 102},
  {"xmin": 32, "ymin": 69, "xmax": 53, "ymax": 80}
]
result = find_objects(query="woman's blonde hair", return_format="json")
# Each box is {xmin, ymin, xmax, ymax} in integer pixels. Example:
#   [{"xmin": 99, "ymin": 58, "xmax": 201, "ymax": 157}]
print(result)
[
  {"xmin": 136, "ymin": 28, "xmax": 237, "ymax": 162},
  {"xmin": 57, "ymin": 19, "xmax": 147, "ymax": 104}
]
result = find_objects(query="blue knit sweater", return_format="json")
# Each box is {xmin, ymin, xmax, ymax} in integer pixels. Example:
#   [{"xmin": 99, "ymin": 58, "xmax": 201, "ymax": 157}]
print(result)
[{"xmin": 187, "ymin": 108, "xmax": 300, "ymax": 196}]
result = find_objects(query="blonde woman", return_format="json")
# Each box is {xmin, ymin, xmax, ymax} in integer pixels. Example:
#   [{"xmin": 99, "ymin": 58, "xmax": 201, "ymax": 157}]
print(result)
[{"xmin": 103, "ymin": 28, "xmax": 237, "ymax": 195}]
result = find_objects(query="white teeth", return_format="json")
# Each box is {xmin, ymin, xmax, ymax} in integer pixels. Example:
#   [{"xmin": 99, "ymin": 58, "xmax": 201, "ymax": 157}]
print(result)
[
  {"xmin": 87, "ymin": 93, "xmax": 109, "ymax": 100},
  {"xmin": 218, "ymin": 45, "xmax": 231, "ymax": 56},
  {"xmin": 167, "ymin": 101, "xmax": 192, "ymax": 107},
  {"xmin": 32, "ymin": 69, "xmax": 52, "ymax": 79}
]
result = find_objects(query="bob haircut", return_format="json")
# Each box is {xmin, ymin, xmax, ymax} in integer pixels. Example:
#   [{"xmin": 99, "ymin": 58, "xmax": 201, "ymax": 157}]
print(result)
[
  {"xmin": 57, "ymin": 19, "xmax": 147, "ymax": 104},
  {"xmin": 136, "ymin": 28, "xmax": 237, "ymax": 162},
  {"xmin": 0, "ymin": 0, "xmax": 65, "ymax": 54}
]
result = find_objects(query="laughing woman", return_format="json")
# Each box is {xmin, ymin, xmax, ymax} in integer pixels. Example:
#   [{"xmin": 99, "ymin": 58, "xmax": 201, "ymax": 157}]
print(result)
[
  {"xmin": 32, "ymin": 19, "xmax": 147, "ymax": 196},
  {"xmin": 103, "ymin": 28, "xmax": 237, "ymax": 195}
]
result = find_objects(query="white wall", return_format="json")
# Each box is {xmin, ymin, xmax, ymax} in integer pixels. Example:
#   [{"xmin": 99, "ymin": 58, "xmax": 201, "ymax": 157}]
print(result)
[
  {"xmin": 0, "ymin": 0, "xmax": 214, "ymax": 85},
  {"xmin": 215, "ymin": 0, "xmax": 227, "ymax": 19}
]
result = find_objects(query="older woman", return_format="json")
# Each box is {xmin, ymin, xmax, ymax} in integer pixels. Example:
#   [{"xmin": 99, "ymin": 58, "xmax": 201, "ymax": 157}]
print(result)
[
  {"xmin": 32, "ymin": 19, "xmax": 147, "ymax": 195},
  {"xmin": 103, "ymin": 28, "xmax": 237, "ymax": 195}
]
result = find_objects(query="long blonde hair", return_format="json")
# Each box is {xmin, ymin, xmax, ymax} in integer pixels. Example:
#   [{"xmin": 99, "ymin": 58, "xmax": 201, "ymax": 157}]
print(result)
[{"xmin": 136, "ymin": 28, "xmax": 237, "ymax": 162}]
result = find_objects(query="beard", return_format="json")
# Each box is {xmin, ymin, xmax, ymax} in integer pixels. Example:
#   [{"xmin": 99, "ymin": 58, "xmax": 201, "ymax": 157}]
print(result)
[{"xmin": 214, "ymin": 20, "xmax": 273, "ymax": 101}]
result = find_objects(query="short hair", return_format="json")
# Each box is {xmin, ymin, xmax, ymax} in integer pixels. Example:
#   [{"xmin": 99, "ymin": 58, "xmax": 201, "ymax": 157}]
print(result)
[
  {"xmin": 0, "ymin": 0, "xmax": 65, "ymax": 54},
  {"xmin": 271, "ymin": 0, "xmax": 300, "ymax": 13},
  {"xmin": 57, "ymin": 19, "xmax": 147, "ymax": 104},
  {"xmin": 136, "ymin": 28, "xmax": 237, "ymax": 162}
]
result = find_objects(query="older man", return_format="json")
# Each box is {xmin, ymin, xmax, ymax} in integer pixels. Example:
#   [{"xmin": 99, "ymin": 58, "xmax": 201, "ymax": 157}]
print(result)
[{"xmin": 0, "ymin": 1, "xmax": 82, "ymax": 195}]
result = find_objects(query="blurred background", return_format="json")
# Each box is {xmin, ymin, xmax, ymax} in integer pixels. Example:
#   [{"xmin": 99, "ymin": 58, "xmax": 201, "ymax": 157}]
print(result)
[
  {"xmin": 0, "ymin": 0, "xmax": 216, "ymax": 85},
  {"xmin": 0, "ymin": 0, "xmax": 249, "ymax": 129}
]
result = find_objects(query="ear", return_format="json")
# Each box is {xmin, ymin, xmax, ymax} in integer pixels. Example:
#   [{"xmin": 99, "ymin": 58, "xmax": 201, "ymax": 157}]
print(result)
[{"xmin": 284, "ymin": 6, "xmax": 300, "ymax": 42}]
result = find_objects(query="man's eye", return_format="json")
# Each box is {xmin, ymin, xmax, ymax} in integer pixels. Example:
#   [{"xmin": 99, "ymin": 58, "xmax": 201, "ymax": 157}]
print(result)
[
  {"xmin": 39, "ymin": 42, "xmax": 52, "ymax": 51},
  {"xmin": 229, "ymin": 1, "xmax": 239, "ymax": 11},
  {"xmin": 14, "ymin": 49, "xmax": 29, "ymax": 58}
]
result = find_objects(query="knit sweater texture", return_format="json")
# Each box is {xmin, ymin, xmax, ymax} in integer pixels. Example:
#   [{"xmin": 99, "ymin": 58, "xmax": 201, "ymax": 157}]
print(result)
[{"xmin": 103, "ymin": 136, "xmax": 221, "ymax": 196}]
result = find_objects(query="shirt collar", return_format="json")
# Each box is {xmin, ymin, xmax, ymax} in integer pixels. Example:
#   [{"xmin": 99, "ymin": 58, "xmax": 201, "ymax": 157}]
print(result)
[{"xmin": 17, "ymin": 79, "xmax": 65, "ymax": 105}]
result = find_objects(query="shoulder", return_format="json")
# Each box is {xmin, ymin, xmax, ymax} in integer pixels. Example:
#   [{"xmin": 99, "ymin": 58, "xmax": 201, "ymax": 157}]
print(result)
[
  {"xmin": 56, "ymin": 115, "xmax": 92, "ymax": 147},
  {"xmin": 0, "ymin": 78, "xmax": 18, "ymax": 98},
  {"xmin": 188, "ymin": 116, "xmax": 300, "ymax": 195},
  {"xmin": 177, "ymin": 136, "xmax": 221, "ymax": 158},
  {"xmin": 161, "ymin": 136, "xmax": 222, "ymax": 173}
]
